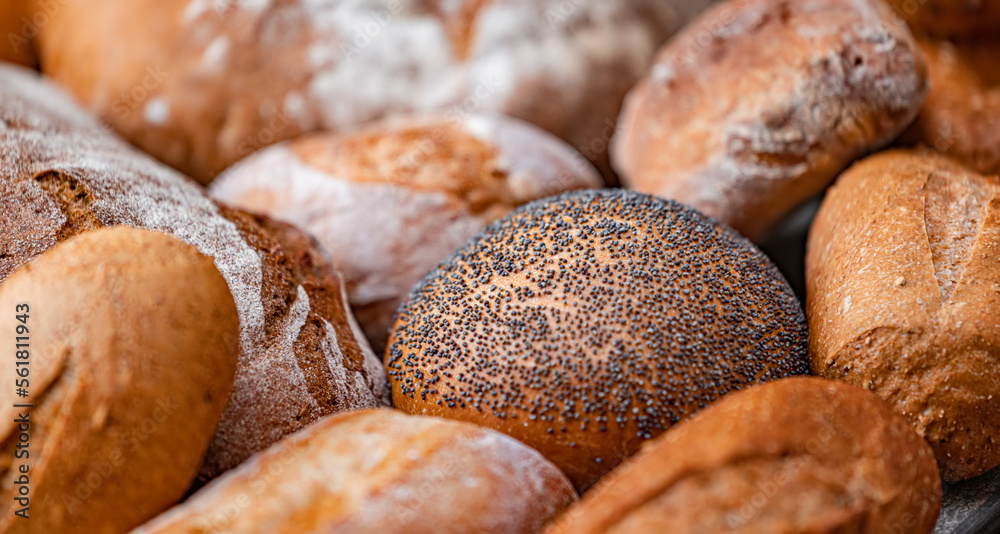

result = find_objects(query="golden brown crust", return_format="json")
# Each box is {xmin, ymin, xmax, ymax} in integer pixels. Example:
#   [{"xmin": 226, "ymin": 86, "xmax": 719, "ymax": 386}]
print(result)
[
  {"xmin": 0, "ymin": 64, "xmax": 390, "ymax": 486},
  {"xmin": 386, "ymin": 189, "xmax": 809, "ymax": 490},
  {"xmin": 134, "ymin": 410, "xmax": 577, "ymax": 534},
  {"xmin": 31, "ymin": 0, "xmax": 713, "ymax": 183},
  {"xmin": 806, "ymin": 149, "xmax": 1000, "ymax": 481},
  {"xmin": 0, "ymin": 0, "xmax": 36, "ymax": 68},
  {"xmin": 544, "ymin": 378, "xmax": 942, "ymax": 534},
  {"xmin": 0, "ymin": 227, "xmax": 239, "ymax": 534},
  {"xmin": 898, "ymin": 37, "xmax": 1000, "ymax": 176},
  {"xmin": 613, "ymin": 0, "xmax": 928, "ymax": 241},
  {"xmin": 210, "ymin": 113, "xmax": 602, "ymax": 352},
  {"xmin": 885, "ymin": 0, "xmax": 1000, "ymax": 38}
]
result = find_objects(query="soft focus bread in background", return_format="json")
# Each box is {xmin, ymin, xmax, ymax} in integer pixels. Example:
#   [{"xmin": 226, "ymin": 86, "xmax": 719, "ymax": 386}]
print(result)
[
  {"xmin": 613, "ymin": 0, "xmax": 928, "ymax": 241},
  {"xmin": 545, "ymin": 378, "xmax": 941, "ymax": 534},
  {"xmin": 0, "ymin": 64, "xmax": 389, "ymax": 484},
  {"xmin": 0, "ymin": 0, "xmax": 36, "ymax": 67},
  {"xmin": 0, "ymin": 227, "xmax": 239, "ymax": 534},
  {"xmin": 898, "ymin": 38, "xmax": 1000, "ymax": 176},
  {"xmin": 133, "ymin": 410, "xmax": 576, "ymax": 534},
  {"xmin": 30, "ymin": 0, "xmax": 716, "ymax": 183},
  {"xmin": 210, "ymin": 112, "xmax": 602, "ymax": 352},
  {"xmin": 807, "ymin": 149, "xmax": 1000, "ymax": 481},
  {"xmin": 387, "ymin": 189, "xmax": 809, "ymax": 490},
  {"xmin": 885, "ymin": 0, "xmax": 1000, "ymax": 38}
]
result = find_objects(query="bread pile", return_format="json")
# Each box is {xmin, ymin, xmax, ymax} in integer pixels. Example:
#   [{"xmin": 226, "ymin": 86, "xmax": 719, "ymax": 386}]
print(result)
[{"xmin": 1, "ymin": 0, "xmax": 999, "ymax": 531}]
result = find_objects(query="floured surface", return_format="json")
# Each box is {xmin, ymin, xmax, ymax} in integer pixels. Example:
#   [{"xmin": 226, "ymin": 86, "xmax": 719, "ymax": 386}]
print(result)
[
  {"xmin": 614, "ymin": 0, "xmax": 927, "ymax": 241},
  {"xmin": 133, "ymin": 410, "xmax": 576, "ymax": 534}
]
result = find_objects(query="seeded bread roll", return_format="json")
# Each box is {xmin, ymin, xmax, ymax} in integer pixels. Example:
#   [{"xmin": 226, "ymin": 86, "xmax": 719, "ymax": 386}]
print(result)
[
  {"xmin": 31, "ymin": 0, "xmax": 714, "ymax": 183},
  {"xmin": 807, "ymin": 149, "xmax": 1000, "ymax": 481},
  {"xmin": 0, "ymin": 0, "xmax": 35, "ymax": 67},
  {"xmin": 0, "ymin": 227, "xmax": 239, "ymax": 534},
  {"xmin": 899, "ymin": 37, "xmax": 1000, "ymax": 176},
  {"xmin": 613, "ymin": 0, "xmax": 928, "ymax": 241},
  {"xmin": 885, "ymin": 0, "xmax": 1000, "ymax": 38},
  {"xmin": 210, "ymin": 113, "xmax": 602, "ymax": 352},
  {"xmin": 545, "ymin": 378, "xmax": 942, "ymax": 534},
  {"xmin": 134, "ymin": 410, "xmax": 576, "ymax": 534},
  {"xmin": 386, "ymin": 189, "xmax": 809, "ymax": 490},
  {"xmin": 0, "ymin": 64, "xmax": 390, "ymax": 483}
]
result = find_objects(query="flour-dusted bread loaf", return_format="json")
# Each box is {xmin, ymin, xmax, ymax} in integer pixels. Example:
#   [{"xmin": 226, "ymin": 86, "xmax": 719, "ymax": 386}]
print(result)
[
  {"xmin": 0, "ymin": 227, "xmax": 239, "ymax": 534},
  {"xmin": 545, "ymin": 378, "xmax": 942, "ymax": 534},
  {"xmin": 807, "ymin": 149, "xmax": 1000, "ymax": 481},
  {"xmin": 31, "ymin": 0, "xmax": 715, "ymax": 183},
  {"xmin": 133, "ymin": 410, "xmax": 576, "ymax": 534},
  {"xmin": 899, "ymin": 37, "xmax": 1000, "ymax": 176},
  {"xmin": 885, "ymin": 0, "xmax": 1000, "ymax": 38},
  {"xmin": 210, "ymin": 113, "xmax": 602, "ymax": 352},
  {"xmin": 0, "ymin": 0, "xmax": 35, "ymax": 67},
  {"xmin": 387, "ymin": 189, "xmax": 809, "ymax": 490},
  {"xmin": 0, "ymin": 64, "xmax": 390, "ymax": 484},
  {"xmin": 613, "ymin": 0, "xmax": 928, "ymax": 242}
]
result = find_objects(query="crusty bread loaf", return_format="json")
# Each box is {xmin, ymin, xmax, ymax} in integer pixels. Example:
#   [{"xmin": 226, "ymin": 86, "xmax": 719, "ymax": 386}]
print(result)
[
  {"xmin": 898, "ymin": 37, "xmax": 1000, "ymax": 176},
  {"xmin": 613, "ymin": 0, "xmax": 928, "ymax": 241},
  {"xmin": 210, "ymin": 112, "xmax": 602, "ymax": 352},
  {"xmin": 545, "ymin": 377, "xmax": 942, "ymax": 534},
  {"xmin": 133, "ymin": 409, "xmax": 576, "ymax": 534},
  {"xmin": 387, "ymin": 189, "xmax": 809, "ymax": 490},
  {"xmin": 0, "ymin": 227, "xmax": 239, "ymax": 534},
  {"xmin": 807, "ymin": 149, "xmax": 1000, "ymax": 481},
  {"xmin": 0, "ymin": 0, "xmax": 35, "ymax": 67},
  {"xmin": 31, "ymin": 0, "xmax": 714, "ymax": 183},
  {"xmin": 0, "ymin": 64, "xmax": 390, "ymax": 483},
  {"xmin": 885, "ymin": 0, "xmax": 1000, "ymax": 38}
]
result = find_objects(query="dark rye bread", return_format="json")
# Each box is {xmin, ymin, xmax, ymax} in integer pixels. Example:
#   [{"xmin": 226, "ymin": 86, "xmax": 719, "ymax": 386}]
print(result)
[
  {"xmin": 544, "ymin": 378, "xmax": 942, "ymax": 534},
  {"xmin": 0, "ymin": 65, "xmax": 390, "ymax": 483},
  {"xmin": 386, "ymin": 189, "xmax": 809, "ymax": 490}
]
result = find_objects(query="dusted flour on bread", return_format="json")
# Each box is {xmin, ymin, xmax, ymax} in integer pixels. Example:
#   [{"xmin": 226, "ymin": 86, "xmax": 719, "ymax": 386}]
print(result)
[{"xmin": 0, "ymin": 65, "xmax": 390, "ymax": 483}]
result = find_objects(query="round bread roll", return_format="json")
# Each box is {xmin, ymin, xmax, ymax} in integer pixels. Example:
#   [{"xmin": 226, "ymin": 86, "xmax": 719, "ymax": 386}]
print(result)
[
  {"xmin": 0, "ymin": 63, "xmax": 390, "ymax": 483},
  {"xmin": 30, "ymin": 0, "xmax": 714, "ymax": 183},
  {"xmin": 807, "ymin": 149, "xmax": 1000, "ymax": 481},
  {"xmin": 386, "ymin": 189, "xmax": 809, "ymax": 490},
  {"xmin": 899, "ymin": 37, "xmax": 1000, "ymax": 176},
  {"xmin": 210, "ymin": 113, "xmax": 603, "ymax": 352},
  {"xmin": 612, "ymin": 0, "xmax": 928, "ymax": 242},
  {"xmin": 0, "ymin": 227, "xmax": 239, "ymax": 534},
  {"xmin": 544, "ymin": 378, "xmax": 942, "ymax": 534},
  {"xmin": 133, "ymin": 409, "xmax": 577, "ymax": 534},
  {"xmin": 0, "ymin": 0, "xmax": 36, "ymax": 67},
  {"xmin": 885, "ymin": 0, "xmax": 1000, "ymax": 38}
]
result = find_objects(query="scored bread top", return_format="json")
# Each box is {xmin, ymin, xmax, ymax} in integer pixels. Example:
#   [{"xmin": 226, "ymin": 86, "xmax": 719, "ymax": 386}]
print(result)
[
  {"xmin": 0, "ymin": 64, "xmax": 390, "ymax": 483},
  {"xmin": 387, "ymin": 188, "xmax": 809, "ymax": 489}
]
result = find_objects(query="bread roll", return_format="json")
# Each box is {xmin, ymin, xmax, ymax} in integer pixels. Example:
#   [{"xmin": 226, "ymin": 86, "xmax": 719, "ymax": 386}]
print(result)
[
  {"xmin": 545, "ymin": 377, "xmax": 942, "ymax": 534},
  {"xmin": 0, "ymin": 0, "xmax": 36, "ymax": 67},
  {"xmin": 386, "ymin": 189, "xmax": 809, "ymax": 490},
  {"xmin": 210, "ymin": 113, "xmax": 602, "ymax": 352},
  {"xmin": 0, "ymin": 64, "xmax": 390, "ymax": 483},
  {"xmin": 899, "ymin": 37, "xmax": 1000, "ymax": 176},
  {"xmin": 885, "ymin": 0, "xmax": 1000, "ymax": 38},
  {"xmin": 613, "ymin": 0, "xmax": 928, "ymax": 241},
  {"xmin": 0, "ymin": 227, "xmax": 239, "ymax": 534},
  {"xmin": 31, "ymin": 0, "xmax": 714, "ymax": 183},
  {"xmin": 133, "ymin": 409, "xmax": 576, "ymax": 534},
  {"xmin": 807, "ymin": 149, "xmax": 1000, "ymax": 481}
]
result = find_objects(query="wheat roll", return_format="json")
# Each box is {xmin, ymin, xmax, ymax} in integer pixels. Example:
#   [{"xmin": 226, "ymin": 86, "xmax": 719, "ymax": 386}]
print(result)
[
  {"xmin": 0, "ymin": 227, "xmax": 239, "ymax": 534},
  {"xmin": 807, "ymin": 149, "xmax": 1000, "ymax": 481}
]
